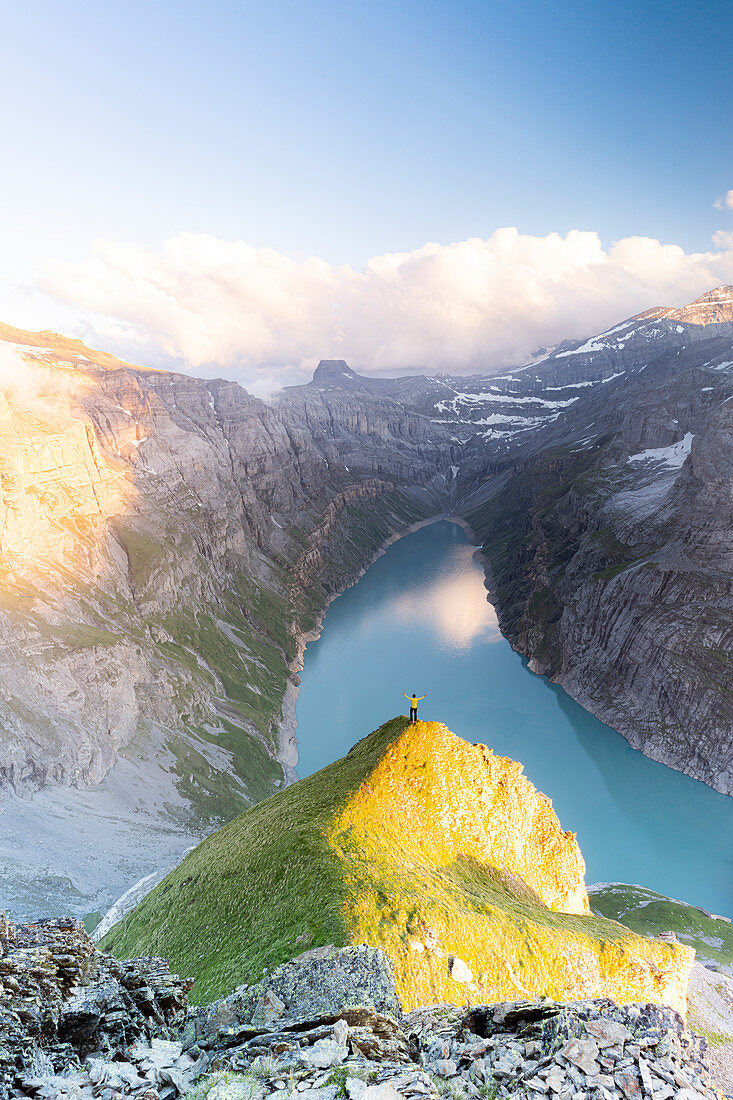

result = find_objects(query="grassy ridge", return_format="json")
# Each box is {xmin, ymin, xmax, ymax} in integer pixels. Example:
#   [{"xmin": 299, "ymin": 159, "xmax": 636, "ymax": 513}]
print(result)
[
  {"xmin": 102, "ymin": 719, "xmax": 692, "ymax": 1009},
  {"xmin": 102, "ymin": 720, "xmax": 405, "ymax": 1000}
]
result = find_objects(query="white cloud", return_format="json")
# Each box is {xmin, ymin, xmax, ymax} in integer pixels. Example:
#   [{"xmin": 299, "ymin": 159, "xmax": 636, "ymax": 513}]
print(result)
[
  {"xmin": 38, "ymin": 227, "xmax": 733, "ymax": 387},
  {"xmin": 712, "ymin": 229, "xmax": 733, "ymax": 249},
  {"xmin": 0, "ymin": 344, "xmax": 61, "ymax": 402},
  {"xmin": 0, "ymin": 344, "xmax": 92, "ymax": 420},
  {"xmin": 713, "ymin": 189, "xmax": 733, "ymax": 211}
]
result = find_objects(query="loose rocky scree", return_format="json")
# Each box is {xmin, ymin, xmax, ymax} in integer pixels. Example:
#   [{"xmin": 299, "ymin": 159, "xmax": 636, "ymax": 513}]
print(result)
[{"xmin": 0, "ymin": 924, "xmax": 724, "ymax": 1100}]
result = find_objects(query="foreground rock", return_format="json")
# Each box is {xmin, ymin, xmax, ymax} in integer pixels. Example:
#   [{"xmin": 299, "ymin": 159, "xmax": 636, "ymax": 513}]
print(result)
[
  {"xmin": 3, "ymin": 924, "xmax": 724, "ymax": 1100},
  {"xmin": 0, "ymin": 918, "xmax": 191, "ymax": 1098},
  {"xmin": 201, "ymin": 946, "xmax": 402, "ymax": 1025}
]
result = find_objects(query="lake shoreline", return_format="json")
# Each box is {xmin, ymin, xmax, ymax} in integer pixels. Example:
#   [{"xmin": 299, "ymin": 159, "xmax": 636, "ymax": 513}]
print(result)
[
  {"xmin": 278, "ymin": 509, "xmax": 482, "ymax": 780},
  {"xmin": 291, "ymin": 520, "xmax": 733, "ymax": 917}
]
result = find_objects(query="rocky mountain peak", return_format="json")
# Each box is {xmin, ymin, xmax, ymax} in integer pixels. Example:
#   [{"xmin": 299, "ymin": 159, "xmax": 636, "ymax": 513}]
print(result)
[
  {"xmin": 667, "ymin": 284, "xmax": 733, "ymax": 325},
  {"xmin": 311, "ymin": 359, "xmax": 363, "ymax": 388},
  {"xmin": 633, "ymin": 283, "xmax": 733, "ymax": 327},
  {"xmin": 690, "ymin": 284, "xmax": 733, "ymax": 304}
]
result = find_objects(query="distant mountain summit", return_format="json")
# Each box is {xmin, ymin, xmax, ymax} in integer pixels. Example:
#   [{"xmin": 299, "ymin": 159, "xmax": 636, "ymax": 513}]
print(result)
[
  {"xmin": 311, "ymin": 359, "xmax": 362, "ymax": 387},
  {"xmin": 637, "ymin": 285, "xmax": 733, "ymax": 326}
]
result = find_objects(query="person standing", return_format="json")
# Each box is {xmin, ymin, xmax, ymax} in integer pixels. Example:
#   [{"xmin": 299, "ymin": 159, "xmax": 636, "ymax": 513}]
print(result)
[{"xmin": 403, "ymin": 692, "xmax": 425, "ymax": 722}]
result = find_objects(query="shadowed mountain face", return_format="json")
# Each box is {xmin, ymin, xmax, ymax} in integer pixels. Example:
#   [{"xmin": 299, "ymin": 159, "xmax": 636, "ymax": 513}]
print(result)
[
  {"xmin": 0, "ymin": 287, "xmax": 731, "ymax": 835},
  {"xmin": 463, "ymin": 338, "xmax": 733, "ymax": 794}
]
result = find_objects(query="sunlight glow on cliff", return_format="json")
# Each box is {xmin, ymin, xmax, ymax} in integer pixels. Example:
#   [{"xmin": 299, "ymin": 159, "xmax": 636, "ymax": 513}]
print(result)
[{"xmin": 0, "ymin": 346, "xmax": 134, "ymax": 579}]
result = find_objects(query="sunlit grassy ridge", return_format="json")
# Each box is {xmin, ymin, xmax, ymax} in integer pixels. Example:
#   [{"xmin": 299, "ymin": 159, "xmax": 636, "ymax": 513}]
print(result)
[{"xmin": 102, "ymin": 718, "xmax": 693, "ymax": 1009}]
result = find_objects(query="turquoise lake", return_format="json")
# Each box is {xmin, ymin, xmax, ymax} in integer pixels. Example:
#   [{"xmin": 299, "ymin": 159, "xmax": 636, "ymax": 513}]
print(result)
[{"xmin": 295, "ymin": 519, "xmax": 733, "ymax": 917}]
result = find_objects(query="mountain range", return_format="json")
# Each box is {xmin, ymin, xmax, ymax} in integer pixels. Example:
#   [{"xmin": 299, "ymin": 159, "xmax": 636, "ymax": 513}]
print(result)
[{"xmin": 0, "ymin": 287, "xmax": 730, "ymax": 917}]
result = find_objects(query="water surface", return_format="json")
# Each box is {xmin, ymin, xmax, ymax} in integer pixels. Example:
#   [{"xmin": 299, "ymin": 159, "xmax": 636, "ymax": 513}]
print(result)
[{"xmin": 295, "ymin": 520, "xmax": 733, "ymax": 916}]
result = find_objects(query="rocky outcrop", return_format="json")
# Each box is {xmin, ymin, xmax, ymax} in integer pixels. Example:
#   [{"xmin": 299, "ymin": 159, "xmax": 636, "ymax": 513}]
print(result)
[
  {"xmin": 183, "ymin": 951, "xmax": 720, "ymax": 1100},
  {"xmin": 4, "ymin": 935, "xmax": 722, "ymax": 1100},
  {"xmin": 0, "ymin": 916, "xmax": 191, "ymax": 1095},
  {"xmin": 200, "ymin": 945, "xmax": 402, "ymax": 1028}
]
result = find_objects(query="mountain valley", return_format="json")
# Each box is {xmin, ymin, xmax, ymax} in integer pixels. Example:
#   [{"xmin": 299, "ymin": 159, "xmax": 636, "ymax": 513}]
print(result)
[{"xmin": 0, "ymin": 288, "xmax": 731, "ymax": 918}]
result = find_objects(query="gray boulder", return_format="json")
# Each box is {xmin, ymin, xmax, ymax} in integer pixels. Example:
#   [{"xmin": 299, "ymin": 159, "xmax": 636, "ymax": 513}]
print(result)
[{"xmin": 205, "ymin": 945, "xmax": 401, "ymax": 1034}]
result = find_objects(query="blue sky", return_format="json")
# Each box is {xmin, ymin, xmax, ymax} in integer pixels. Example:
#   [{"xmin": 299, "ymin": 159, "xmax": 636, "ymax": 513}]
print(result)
[{"xmin": 2, "ymin": 0, "xmax": 733, "ymax": 383}]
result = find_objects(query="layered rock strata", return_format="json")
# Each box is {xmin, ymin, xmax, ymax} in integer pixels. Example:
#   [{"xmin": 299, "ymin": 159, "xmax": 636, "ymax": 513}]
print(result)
[{"xmin": 0, "ymin": 917, "xmax": 191, "ymax": 1096}]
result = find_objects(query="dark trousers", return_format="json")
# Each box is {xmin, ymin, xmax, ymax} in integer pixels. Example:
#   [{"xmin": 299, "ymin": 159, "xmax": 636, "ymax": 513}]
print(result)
[{"xmin": 410, "ymin": 707, "xmax": 417, "ymax": 722}]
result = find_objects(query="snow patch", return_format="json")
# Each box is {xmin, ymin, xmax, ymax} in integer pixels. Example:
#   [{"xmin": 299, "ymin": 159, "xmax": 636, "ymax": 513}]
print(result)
[
  {"xmin": 554, "ymin": 321, "xmax": 633, "ymax": 358},
  {"xmin": 628, "ymin": 432, "xmax": 694, "ymax": 468}
]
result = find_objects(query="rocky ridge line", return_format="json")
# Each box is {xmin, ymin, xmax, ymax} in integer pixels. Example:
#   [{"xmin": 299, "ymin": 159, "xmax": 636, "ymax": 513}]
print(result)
[{"xmin": 1, "ymin": 923, "xmax": 726, "ymax": 1100}]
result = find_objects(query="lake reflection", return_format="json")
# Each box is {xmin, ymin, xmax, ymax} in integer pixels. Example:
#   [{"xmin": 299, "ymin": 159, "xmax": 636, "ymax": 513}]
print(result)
[
  {"xmin": 294, "ymin": 520, "xmax": 733, "ymax": 916},
  {"xmin": 376, "ymin": 543, "xmax": 501, "ymax": 650}
]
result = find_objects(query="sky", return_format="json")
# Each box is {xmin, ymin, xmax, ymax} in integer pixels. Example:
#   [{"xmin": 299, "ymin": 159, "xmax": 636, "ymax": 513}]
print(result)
[{"xmin": 2, "ymin": 0, "xmax": 733, "ymax": 391}]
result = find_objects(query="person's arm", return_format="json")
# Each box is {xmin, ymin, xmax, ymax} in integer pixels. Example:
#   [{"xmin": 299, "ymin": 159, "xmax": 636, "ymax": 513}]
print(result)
[
  {"xmin": 418, "ymin": 695, "xmax": 426, "ymax": 700},
  {"xmin": 403, "ymin": 693, "xmax": 410, "ymax": 699}
]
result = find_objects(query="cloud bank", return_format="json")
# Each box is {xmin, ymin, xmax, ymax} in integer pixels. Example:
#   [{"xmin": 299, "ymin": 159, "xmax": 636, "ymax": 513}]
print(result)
[
  {"xmin": 0, "ymin": 344, "xmax": 94, "ymax": 421},
  {"xmin": 39, "ymin": 227, "xmax": 733, "ymax": 389}
]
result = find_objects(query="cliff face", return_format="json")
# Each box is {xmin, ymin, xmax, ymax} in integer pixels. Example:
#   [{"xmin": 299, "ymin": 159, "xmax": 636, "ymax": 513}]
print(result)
[
  {"xmin": 0, "ymin": 340, "xmax": 445, "ymax": 813},
  {"xmin": 467, "ymin": 351, "xmax": 733, "ymax": 793},
  {"xmin": 100, "ymin": 717, "xmax": 694, "ymax": 1013}
]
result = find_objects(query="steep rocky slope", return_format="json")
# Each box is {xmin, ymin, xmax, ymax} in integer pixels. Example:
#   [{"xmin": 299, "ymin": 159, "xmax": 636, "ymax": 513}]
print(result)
[
  {"xmin": 100, "ymin": 717, "xmax": 693, "ymax": 1012},
  {"xmin": 465, "ymin": 334, "xmax": 733, "ymax": 794}
]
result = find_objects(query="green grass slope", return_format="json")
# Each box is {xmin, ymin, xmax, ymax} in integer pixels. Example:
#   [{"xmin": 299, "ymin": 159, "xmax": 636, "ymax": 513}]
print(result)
[
  {"xmin": 589, "ymin": 883, "xmax": 733, "ymax": 976},
  {"xmin": 101, "ymin": 718, "xmax": 693, "ymax": 1010}
]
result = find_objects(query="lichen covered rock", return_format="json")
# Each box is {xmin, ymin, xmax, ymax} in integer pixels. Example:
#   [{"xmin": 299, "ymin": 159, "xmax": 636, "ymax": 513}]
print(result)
[
  {"xmin": 204, "ymin": 946, "xmax": 400, "ymax": 1031},
  {"xmin": 0, "ymin": 917, "xmax": 192, "ymax": 1094}
]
